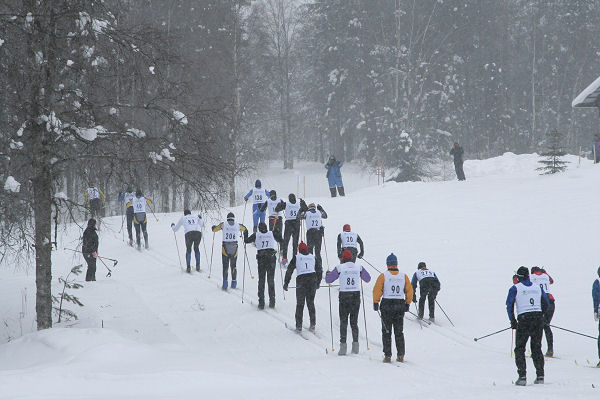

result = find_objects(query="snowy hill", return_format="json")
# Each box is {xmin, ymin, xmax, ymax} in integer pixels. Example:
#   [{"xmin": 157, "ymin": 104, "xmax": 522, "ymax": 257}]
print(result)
[{"xmin": 1, "ymin": 153, "xmax": 599, "ymax": 399}]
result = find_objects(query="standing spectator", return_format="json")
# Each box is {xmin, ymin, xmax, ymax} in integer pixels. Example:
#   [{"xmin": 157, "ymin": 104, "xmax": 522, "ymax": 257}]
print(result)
[
  {"xmin": 325, "ymin": 156, "xmax": 345, "ymax": 197},
  {"xmin": 450, "ymin": 142, "xmax": 466, "ymax": 181},
  {"xmin": 82, "ymin": 218, "xmax": 99, "ymax": 282},
  {"xmin": 593, "ymin": 135, "xmax": 600, "ymax": 163}
]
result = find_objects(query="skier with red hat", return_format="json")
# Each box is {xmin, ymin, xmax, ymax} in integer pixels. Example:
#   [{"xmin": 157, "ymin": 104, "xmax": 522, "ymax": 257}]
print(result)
[
  {"xmin": 336, "ymin": 224, "xmax": 364, "ymax": 262},
  {"xmin": 325, "ymin": 249, "xmax": 371, "ymax": 355},
  {"xmin": 283, "ymin": 241, "xmax": 322, "ymax": 332}
]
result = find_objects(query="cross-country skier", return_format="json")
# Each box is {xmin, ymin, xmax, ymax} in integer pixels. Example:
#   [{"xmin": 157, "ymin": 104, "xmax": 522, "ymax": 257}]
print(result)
[
  {"xmin": 259, "ymin": 190, "xmax": 284, "ymax": 234},
  {"xmin": 593, "ymin": 267, "xmax": 600, "ymax": 367},
  {"xmin": 126, "ymin": 190, "xmax": 152, "ymax": 250},
  {"xmin": 506, "ymin": 266, "xmax": 550, "ymax": 386},
  {"xmin": 336, "ymin": 224, "xmax": 364, "ymax": 263},
  {"xmin": 325, "ymin": 156, "xmax": 345, "ymax": 197},
  {"xmin": 171, "ymin": 210, "xmax": 205, "ymax": 273},
  {"xmin": 283, "ymin": 242, "xmax": 322, "ymax": 332},
  {"xmin": 117, "ymin": 187, "xmax": 135, "ymax": 246},
  {"xmin": 275, "ymin": 194, "xmax": 307, "ymax": 266},
  {"xmin": 410, "ymin": 262, "xmax": 441, "ymax": 321},
  {"xmin": 243, "ymin": 180, "xmax": 270, "ymax": 233},
  {"xmin": 84, "ymin": 182, "xmax": 105, "ymax": 220},
  {"xmin": 372, "ymin": 253, "xmax": 413, "ymax": 363},
  {"xmin": 82, "ymin": 218, "xmax": 99, "ymax": 282},
  {"xmin": 212, "ymin": 212, "xmax": 248, "ymax": 290},
  {"xmin": 530, "ymin": 266, "xmax": 555, "ymax": 357},
  {"xmin": 325, "ymin": 249, "xmax": 371, "ymax": 355},
  {"xmin": 299, "ymin": 203, "xmax": 327, "ymax": 270},
  {"xmin": 244, "ymin": 222, "xmax": 283, "ymax": 309}
]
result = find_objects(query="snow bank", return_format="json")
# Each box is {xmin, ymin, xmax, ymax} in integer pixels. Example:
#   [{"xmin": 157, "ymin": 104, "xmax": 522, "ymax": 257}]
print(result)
[{"xmin": 4, "ymin": 176, "xmax": 20, "ymax": 192}]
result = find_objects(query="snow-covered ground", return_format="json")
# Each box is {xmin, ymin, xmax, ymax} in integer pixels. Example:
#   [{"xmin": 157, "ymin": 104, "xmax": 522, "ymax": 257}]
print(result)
[{"xmin": 1, "ymin": 153, "xmax": 599, "ymax": 399}]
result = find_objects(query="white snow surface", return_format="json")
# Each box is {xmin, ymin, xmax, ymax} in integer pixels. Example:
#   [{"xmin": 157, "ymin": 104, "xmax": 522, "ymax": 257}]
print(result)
[
  {"xmin": 3, "ymin": 176, "xmax": 21, "ymax": 192},
  {"xmin": 1, "ymin": 153, "xmax": 600, "ymax": 399},
  {"xmin": 572, "ymin": 75, "xmax": 600, "ymax": 108}
]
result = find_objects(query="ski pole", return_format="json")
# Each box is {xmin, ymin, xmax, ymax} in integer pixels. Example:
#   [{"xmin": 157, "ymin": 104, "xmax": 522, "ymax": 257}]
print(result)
[
  {"xmin": 147, "ymin": 202, "xmax": 159, "ymax": 222},
  {"xmin": 64, "ymin": 247, "xmax": 118, "ymax": 266},
  {"xmin": 511, "ymin": 329, "xmax": 514, "ymax": 357},
  {"xmin": 172, "ymin": 230, "xmax": 183, "ymax": 271},
  {"xmin": 435, "ymin": 299, "xmax": 455, "ymax": 327},
  {"xmin": 277, "ymin": 244, "xmax": 285, "ymax": 301},
  {"xmin": 97, "ymin": 256, "xmax": 112, "ymax": 277},
  {"xmin": 202, "ymin": 229, "xmax": 209, "ymax": 267},
  {"xmin": 377, "ymin": 310, "xmax": 389, "ymax": 334},
  {"xmin": 208, "ymin": 232, "xmax": 215, "ymax": 279},
  {"xmin": 413, "ymin": 303, "xmax": 423, "ymax": 329},
  {"xmin": 360, "ymin": 279, "xmax": 370, "ymax": 351},
  {"xmin": 322, "ymin": 230, "xmax": 330, "ymax": 269},
  {"xmin": 119, "ymin": 201, "xmax": 125, "ymax": 241},
  {"xmin": 549, "ymin": 324, "xmax": 597, "ymax": 340},
  {"xmin": 328, "ymin": 282, "xmax": 334, "ymax": 352},
  {"xmin": 244, "ymin": 245, "xmax": 255, "ymax": 279},
  {"xmin": 241, "ymin": 244, "xmax": 247, "ymax": 303},
  {"xmin": 242, "ymin": 201, "xmax": 248, "ymax": 227},
  {"xmin": 360, "ymin": 257, "xmax": 382, "ymax": 274},
  {"xmin": 408, "ymin": 309, "xmax": 431, "ymax": 325},
  {"xmin": 473, "ymin": 327, "xmax": 511, "ymax": 342}
]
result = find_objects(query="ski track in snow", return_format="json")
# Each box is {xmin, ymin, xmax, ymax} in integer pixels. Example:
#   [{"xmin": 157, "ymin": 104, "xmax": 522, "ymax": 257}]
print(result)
[{"xmin": 1, "ymin": 153, "xmax": 600, "ymax": 399}]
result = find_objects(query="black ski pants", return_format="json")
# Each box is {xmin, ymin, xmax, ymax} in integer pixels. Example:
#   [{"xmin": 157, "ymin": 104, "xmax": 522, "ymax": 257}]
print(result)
[
  {"xmin": 295, "ymin": 274, "xmax": 317, "ymax": 329},
  {"xmin": 222, "ymin": 242, "xmax": 238, "ymax": 282},
  {"xmin": 597, "ymin": 317, "xmax": 600, "ymax": 358},
  {"xmin": 380, "ymin": 300, "xmax": 405, "ymax": 357},
  {"xmin": 543, "ymin": 299, "xmax": 555, "ymax": 350},
  {"xmin": 514, "ymin": 312, "xmax": 545, "ymax": 378},
  {"xmin": 282, "ymin": 220, "xmax": 300, "ymax": 260},
  {"xmin": 454, "ymin": 160, "xmax": 466, "ymax": 181},
  {"xmin": 417, "ymin": 281, "xmax": 439, "ymax": 319},
  {"xmin": 134, "ymin": 212, "xmax": 148, "ymax": 246},
  {"xmin": 268, "ymin": 216, "xmax": 283, "ymax": 235},
  {"xmin": 89, "ymin": 198, "xmax": 101, "ymax": 219},
  {"xmin": 306, "ymin": 228, "xmax": 323, "ymax": 267},
  {"xmin": 257, "ymin": 251, "xmax": 276, "ymax": 306},
  {"xmin": 339, "ymin": 291, "xmax": 360, "ymax": 343},
  {"xmin": 126, "ymin": 206, "xmax": 134, "ymax": 241},
  {"xmin": 185, "ymin": 231, "xmax": 202, "ymax": 253},
  {"xmin": 83, "ymin": 253, "xmax": 97, "ymax": 281}
]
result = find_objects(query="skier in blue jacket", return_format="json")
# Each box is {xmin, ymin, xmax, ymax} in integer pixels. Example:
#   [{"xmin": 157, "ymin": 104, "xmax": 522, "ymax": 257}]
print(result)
[
  {"xmin": 325, "ymin": 156, "xmax": 344, "ymax": 197},
  {"xmin": 593, "ymin": 266, "xmax": 600, "ymax": 367},
  {"xmin": 244, "ymin": 180, "xmax": 270, "ymax": 234}
]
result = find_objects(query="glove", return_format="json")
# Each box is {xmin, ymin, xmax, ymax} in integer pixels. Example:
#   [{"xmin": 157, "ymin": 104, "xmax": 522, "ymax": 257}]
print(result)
[
  {"xmin": 373, "ymin": 303, "xmax": 379, "ymax": 312},
  {"xmin": 595, "ymin": 312, "xmax": 599, "ymax": 321},
  {"xmin": 404, "ymin": 303, "xmax": 410, "ymax": 312},
  {"xmin": 337, "ymin": 253, "xmax": 342, "ymax": 259},
  {"xmin": 412, "ymin": 297, "xmax": 417, "ymax": 303},
  {"xmin": 283, "ymin": 283, "xmax": 288, "ymax": 291},
  {"xmin": 358, "ymin": 253, "xmax": 363, "ymax": 259},
  {"xmin": 170, "ymin": 223, "xmax": 175, "ymax": 227},
  {"xmin": 245, "ymin": 198, "xmax": 248, "ymax": 202},
  {"xmin": 511, "ymin": 319, "xmax": 518, "ymax": 330},
  {"xmin": 211, "ymin": 225, "xmax": 216, "ymax": 231},
  {"xmin": 92, "ymin": 251, "xmax": 98, "ymax": 259},
  {"xmin": 317, "ymin": 204, "xmax": 323, "ymax": 211}
]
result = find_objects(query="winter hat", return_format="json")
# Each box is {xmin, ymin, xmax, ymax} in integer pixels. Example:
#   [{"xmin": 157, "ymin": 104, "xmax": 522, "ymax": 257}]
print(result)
[
  {"xmin": 516, "ymin": 266, "xmax": 529, "ymax": 281},
  {"xmin": 342, "ymin": 249, "xmax": 353, "ymax": 261},
  {"xmin": 308, "ymin": 203, "xmax": 316, "ymax": 210},
  {"xmin": 255, "ymin": 179, "xmax": 262, "ymax": 188},
  {"xmin": 343, "ymin": 224, "xmax": 351, "ymax": 232},
  {"xmin": 227, "ymin": 212, "xmax": 235, "ymax": 220},
  {"xmin": 87, "ymin": 218, "xmax": 96, "ymax": 228},
  {"xmin": 531, "ymin": 266, "xmax": 541, "ymax": 274},
  {"xmin": 418, "ymin": 262, "xmax": 426, "ymax": 270},
  {"xmin": 270, "ymin": 190, "xmax": 277, "ymax": 199},
  {"xmin": 298, "ymin": 241, "xmax": 308, "ymax": 253},
  {"xmin": 386, "ymin": 253, "xmax": 397, "ymax": 266},
  {"xmin": 126, "ymin": 186, "xmax": 133, "ymax": 193},
  {"xmin": 597, "ymin": 266, "xmax": 600, "ymax": 277},
  {"xmin": 136, "ymin": 189, "xmax": 142, "ymax": 197},
  {"xmin": 184, "ymin": 209, "xmax": 191, "ymax": 215},
  {"xmin": 258, "ymin": 222, "xmax": 268, "ymax": 233},
  {"xmin": 288, "ymin": 193, "xmax": 296, "ymax": 203}
]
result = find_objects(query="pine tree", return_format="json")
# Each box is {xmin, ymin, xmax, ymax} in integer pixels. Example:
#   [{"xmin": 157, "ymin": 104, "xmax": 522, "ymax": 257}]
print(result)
[{"xmin": 537, "ymin": 129, "xmax": 569, "ymax": 174}]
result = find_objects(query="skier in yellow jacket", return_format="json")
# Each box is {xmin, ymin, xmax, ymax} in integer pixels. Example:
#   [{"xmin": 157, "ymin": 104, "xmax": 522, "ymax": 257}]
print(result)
[{"xmin": 372, "ymin": 253, "xmax": 413, "ymax": 363}]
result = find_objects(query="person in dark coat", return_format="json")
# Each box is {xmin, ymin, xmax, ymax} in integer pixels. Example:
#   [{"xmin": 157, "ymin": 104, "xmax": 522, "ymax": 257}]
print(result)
[
  {"xmin": 449, "ymin": 142, "xmax": 466, "ymax": 181},
  {"xmin": 411, "ymin": 262, "xmax": 441, "ymax": 321},
  {"xmin": 325, "ymin": 156, "xmax": 345, "ymax": 197},
  {"xmin": 82, "ymin": 218, "xmax": 99, "ymax": 281}
]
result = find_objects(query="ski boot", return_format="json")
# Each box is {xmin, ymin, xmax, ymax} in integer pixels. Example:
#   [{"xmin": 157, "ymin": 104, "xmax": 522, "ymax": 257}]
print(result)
[
  {"xmin": 383, "ymin": 356, "xmax": 391, "ymax": 363},
  {"xmin": 329, "ymin": 187, "xmax": 337, "ymax": 198},
  {"xmin": 268, "ymin": 300, "xmax": 275, "ymax": 309},
  {"xmin": 128, "ymin": 238, "xmax": 133, "ymax": 247},
  {"xmin": 534, "ymin": 376, "xmax": 544, "ymax": 384},
  {"xmin": 545, "ymin": 348, "xmax": 553, "ymax": 357},
  {"xmin": 221, "ymin": 281, "xmax": 228, "ymax": 291},
  {"xmin": 396, "ymin": 355, "xmax": 404, "ymax": 363},
  {"xmin": 231, "ymin": 280, "xmax": 237, "ymax": 289},
  {"xmin": 515, "ymin": 376, "xmax": 526, "ymax": 386},
  {"xmin": 258, "ymin": 303, "xmax": 265, "ymax": 310},
  {"xmin": 351, "ymin": 341, "xmax": 359, "ymax": 354},
  {"xmin": 337, "ymin": 186, "xmax": 345, "ymax": 196},
  {"xmin": 186, "ymin": 266, "xmax": 191, "ymax": 274},
  {"xmin": 196, "ymin": 264, "xmax": 200, "ymax": 272},
  {"xmin": 309, "ymin": 324, "xmax": 316, "ymax": 333},
  {"xmin": 337, "ymin": 343, "xmax": 347, "ymax": 356},
  {"xmin": 429, "ymin": 317, "xmax": 435, "ymax": 323}
]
